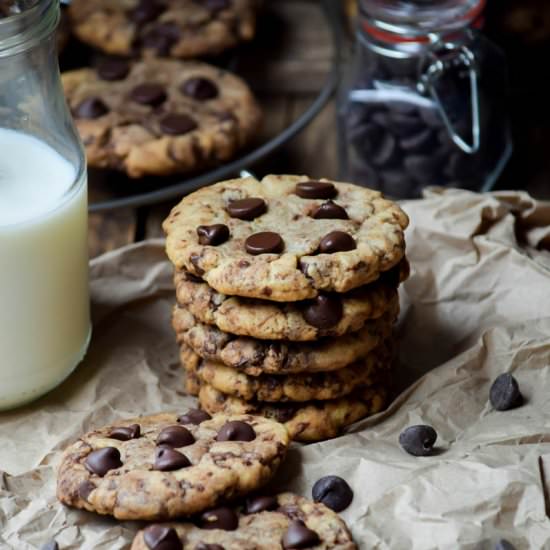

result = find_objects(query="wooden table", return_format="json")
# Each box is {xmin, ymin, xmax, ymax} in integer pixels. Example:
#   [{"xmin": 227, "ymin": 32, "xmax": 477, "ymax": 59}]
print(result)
[{"xmin": 88, "ymin": 0, "xmax": 338, "ymax": 258}]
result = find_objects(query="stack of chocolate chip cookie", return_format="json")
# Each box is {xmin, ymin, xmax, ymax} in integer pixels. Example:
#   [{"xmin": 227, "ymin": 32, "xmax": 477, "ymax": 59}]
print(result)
[{"xmin": 164, "ymin": 174, "xmax": 409, "ymax": 442}]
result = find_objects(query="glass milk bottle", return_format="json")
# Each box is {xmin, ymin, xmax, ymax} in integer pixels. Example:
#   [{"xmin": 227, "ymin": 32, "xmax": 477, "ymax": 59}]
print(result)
[
  {"xmin": 0, "ymin": 0, "xmax": 90, "ymax": 409},
  {"xmin": 338, "ymin": 0, "xmax": 512, "ymax": 198}
]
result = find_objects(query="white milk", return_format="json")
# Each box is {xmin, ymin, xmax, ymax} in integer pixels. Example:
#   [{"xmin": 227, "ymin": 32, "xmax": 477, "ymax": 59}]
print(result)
[{"xmin": 0, "ymin": 128, "xmax": 90, "ymax": 409}]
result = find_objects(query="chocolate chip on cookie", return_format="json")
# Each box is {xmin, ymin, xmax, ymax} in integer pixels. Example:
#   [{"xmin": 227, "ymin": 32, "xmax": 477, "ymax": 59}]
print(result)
[
  {"xmin": 217, "ymin": 420, "xmax": 256, "ymax": 442},
  {"xmin": 156, "ymin": 425, "xmax": 195, "ymax": 447},
  {"xmin": 130, "ymin": 0, "xmax": 165, "ymax": 24},
  {"xmin": 195, "ymin": 544, "xmax": 224, "ymax": 550},
  {"xmin": 177, "ymin": 408, "xmax": 212, "ymax": 425},
  {"xmin": 197, "ymin": 224, "xmax": 230, "ymax": 246},
  {"xmin": 226, "ymin": 198, "xmax": 266, "ymax": 220},
  {"xmin": 282, "ymin": 520, "xmax": 320, "ymax": 549},
  {"xmin": 154, "ymin": 447, "xmax": 191, "ymax": 471},
  {"xmin": 143, "ymin": 525, "xmax": 182, "ymax": 550},
  {"xmin": 312, "ymin": 201, "xmax": 349, "ymax": 220},
  {"xmin": 85, "ymin": 447, "xmax": 122, "ymax": 477},
  {"xmin": 245, "ymin": 495, "xmax": 278, "ymax": 514},
  {"xmin": 97, "ymin": 59, "xmax": 130, "ymax": 81},
  {"xmin": 159, "ymin": 113, "xmax": 198, "ymax": 135},
  {"xmin": 109, "ymin": 424, "xmax": 141, "ymax": 441},
  {"xmin": 302, "ymin": 294, "xmax": 343, "ymax": 329},
  {"xmin": 295, "ymin": 180, "xmax": 337, "ymax": 199},
  {"xmin": 130, "ymin": 83, "xmax": 167, "ymax": 106},
  {"xmin": 182, "ymin": 77, "xmax": 219, "ymax": 100},
  {"xmin": 200, "ymin": 507, "xmax": 239, "ymax": 530},
  {"xmin": 74, "ymin": 97, "xmax": 109, "ymax": 119},
  {"xmin": 318, "ymin": 231, "xmax": 356, "ymax": 254},
  {"xmin": 245, "ymin": 232, "xmax": 284, "ymax": 255}
]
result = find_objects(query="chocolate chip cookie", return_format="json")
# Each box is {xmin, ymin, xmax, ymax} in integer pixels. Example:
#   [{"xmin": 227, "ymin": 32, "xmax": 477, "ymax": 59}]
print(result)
[
  {"xmin": 175, "ymin": 306, "xmax": 396, "ymax": 375},
  {"xmin": 173, "ymin": 269, "xmax": 401, "ymax": 341},
  {"xmin": 193, "ymin": 345, "xmax": 391, "ymax": 402},
  {"xmin": 164, "ymin": 175, "xmax": 409, "ymax": 302},
  {"xmin": 57, "ymin": 411, "xmax": 289, "ymax": 520},
  {"xmin": 68, "ymin": 0, "xmax": 257, "ymax": 59},
  {"xmin": 199, "ymin": 384, "xmax": 387, "ymax": 442},
  {"xmin": 62, "ymin": 59, "xmax": 261, "ymax": 177},
  {"xmin": 131, "ymin": 492, "xmax": 357, "ymax": 550}
]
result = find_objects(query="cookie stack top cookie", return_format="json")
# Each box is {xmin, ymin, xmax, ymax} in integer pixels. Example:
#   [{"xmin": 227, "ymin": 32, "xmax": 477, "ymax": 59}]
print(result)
[{"xmin": 163, "ymin": 174, "xmax": 409, "ymax": 301}]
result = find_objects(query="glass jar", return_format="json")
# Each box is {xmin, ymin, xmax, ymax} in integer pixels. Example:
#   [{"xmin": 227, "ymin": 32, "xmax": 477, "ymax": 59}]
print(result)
[
  {"xmin": 0, "ymin": 0, "xmax": 91, "ymax": 409},
  {"xmin": 338, "ymin": 0, "xmax": 512, "ymax": 198}
]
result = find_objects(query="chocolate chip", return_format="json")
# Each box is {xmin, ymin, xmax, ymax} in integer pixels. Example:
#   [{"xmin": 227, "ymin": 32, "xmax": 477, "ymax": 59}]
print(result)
[
  {"xmin": 40, "ymin": 540, "xmax": 59, "ymax": 550},
  {"xmin": 200, "ymin": 507, "xmax": 239, "ymax": 531},
  {"xmin": 141, "ymin": 23, "xmax": 180, "ymax": 56},
  {"xmin": 97, "ymin": 59, "xmax": 130, "ymax": 81},
  {"xmin": 178, "ymin": 409, "xmax": 211, "ymax": 425},
  {"xmin": 143, "ymin": 525, "xmax": 182, "ymax": 550},
  {"xmin": 295, "ymin": 181, "xmax": 336, "ymax": 199},
  {"xmin": 197, "ymin": 0, "xmax": 231, "ymax": 11},
  {"xmin": 109, "ymin": 424, "xmax": 141, "ymax": 441},
  {"xmin": 312, "ymin": 475, "xmax": 353, "ymax": 512},
  {"xmin": 490, "ymin": 373, "xmax": 523, "ymax": 411},
  {"xmin": 197, "ymin": 224, "xmax": 230, "ymax": 246},
  {"xmin": 157, "ymin": 425, "xmax": 195, "ymax": 447},
  {"xmin": 181, "ymin": 77, "xmax": 219, "ymax": 100},
  {"xmin": 226, "ymin": 198, "xmax": 266, "ymax": 220},
  {"xmin": 130, "ymin": 83, "xmax": 167, "ymax": 106},
  {"xmin": 245, "ymin": 495, "xmax": 278, "ymax": 514},
  {"xmin": 160, "ymin": 113, "xmax": 197, "ymax": 135},
  {"xmin": 130, "ymin": 0, "xmax": 165, "ymax": 24},
  {"xmin": 399, "ymin": 425, "xmax": 437, "ymax": 457},
  {"xmin": 78, "ymin": 480, "xmax": 96, "ymax": 500},
  {"xmin": 74, "ymin": 97, "xmax": 109, "ymax": 119},
  {"xmin": 370, "ymin": 132, "xmax": 397, "ymax": 167},
  {"xmin": 196, "ymin": 544, "xmax": 224, "ymax": 550},
  {"xmin": 312, "ymin": 200, "xmax": 349, "ymax": 220},
  {"xmin": 318, "ymin": 231, "xmax": 356, "ymax": 254},
  {"xmin": 282, "ymin": 520, "xmax": 320, "ymax": 549},
  {"xmin": 154, "ymin": 447, "xmax": 191, "ymax": 471},
  {"xmin": 302, "ymin": 294, "xmax": 343, "ymax": 329},
  {"xmin": 216, "ymin": 420, "xmax": 256, "ymax": 442},
  {"xmin": 245, "ymin": 232, "xmax": 284, "ymax": 255},
  {"xmin": 495, "ymin": 540, "xmax": 516, "ymax": 550},
  {"xmin": 84, "ymin": 447, "xmax": 122, "ymax": 477}
]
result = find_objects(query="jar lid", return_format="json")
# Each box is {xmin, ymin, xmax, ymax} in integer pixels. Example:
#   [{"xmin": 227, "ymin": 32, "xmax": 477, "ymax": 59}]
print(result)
[{"xmin": 361, "ymin": 0, "xmax": 484, "ymax": 40}]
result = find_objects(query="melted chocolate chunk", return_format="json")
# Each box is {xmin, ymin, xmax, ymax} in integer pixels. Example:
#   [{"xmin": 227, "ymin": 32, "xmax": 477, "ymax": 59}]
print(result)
[
  {"xmin": 181, "ymin": 77, "xmax": 219, "ymax": 100},
  {"xmin": 312, "ymin": 200, "xmax": 349, "ymax": 220},
  {"xmin": 143, "ymin": 525, "xmax": 182, "ymax": 550},
  {"xmin": 130, "ymin": 0, "xmax": 165, "ymax": 24},
  {"xmin": 97, "ymin": 59, "xmax": 130, "ymax": 81},
  {"xmin": 216, "ymin": 420, "xmax": 256, "ymax": 442},
  {"xmin": 282, "ymin": 520, "xmax": 320, "ymax": 549},
  {"xmin": 200, "ymin": 507, "xmax": 239, "ymax": 531},
  {"xmin": 154, "ymin": 447, "xmax": 191, "ymax": 471},
  {"xmin": 295, "ymin": 180, "xmax": 337, "ymax": 200},
  {"xmin": 130, "ymin": 83, "xmax": 167, "ymax": 106},
  {"xmin": 156, "ymin": 425, "xmax": 195, "ymax": 448},
  {"xmin": 160, "ymin": 113, "xmax": 198, "ymax": 135},
  {"xmin": 78, "ymin": 480, "xmax": 96, "ymax": 500},
  {"xmin": 140, "ymin": 23, "xmax": 180, "ymax": 56},
  {"xmin": 178, "ymin": 409, "xmax": 211, "ymax": 425},
  {"xmin": 318, "ymin": 231, "xmax": 356, "ymax": 254},
  {"xmin": 312, "ymin": 475, "xmax": 353, "ymax": 512},
  {"xmin": 226, "ymin": 198, "xmax": 266, "ymax": 221},
  {"xmin": 74, "ymin": 97, "xmax": 109, "ymax": 119},
  {"xmin": 109, "ymin": 424, "xmax": 141, "ymax": 441},
  {"xmin": 84, "ymin": 447, "xmax": 122, "ymax": 477},
  {"xmin": 302, "ymin": 294, "xmax": 343, "ymax": 329},
  {"xmin": 245, "ymin": 495, "xmax": 278, "ymax": 514},
  {"xmin": 245, "ymin": 232, "xmax": 284, "ymax": 255},
  {"xmin": 197, "ymin": 224, "xmax": 230, "ymax": 246}
]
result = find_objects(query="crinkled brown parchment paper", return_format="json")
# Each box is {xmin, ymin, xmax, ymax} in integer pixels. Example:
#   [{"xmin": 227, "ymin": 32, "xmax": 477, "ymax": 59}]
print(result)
[{"xmin": 1, "ymin": 188, "xmax": 550, "ymax": 549}]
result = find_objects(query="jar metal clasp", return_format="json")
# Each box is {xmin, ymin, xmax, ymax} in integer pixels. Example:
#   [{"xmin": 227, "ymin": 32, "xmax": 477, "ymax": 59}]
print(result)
[{"xmin": 417, "ymin": 36, "xmax": 481, "ymax": 155}]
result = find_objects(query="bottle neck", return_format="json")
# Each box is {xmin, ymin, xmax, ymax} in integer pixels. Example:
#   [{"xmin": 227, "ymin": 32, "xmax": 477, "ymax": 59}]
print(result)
[{"xmin": 0, "ymin": 0, "xmax": 58, "ymax": 58}]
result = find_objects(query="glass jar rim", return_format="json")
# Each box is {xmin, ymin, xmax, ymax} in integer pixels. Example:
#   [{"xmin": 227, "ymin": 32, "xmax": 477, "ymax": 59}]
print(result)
[
  {"xmin": 360, "ymin": 0, "xmax": 485, "ymax": 42},
  {"xmin": 0, "ymin": 0, "xmax": 58, "ymax": 57}
]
